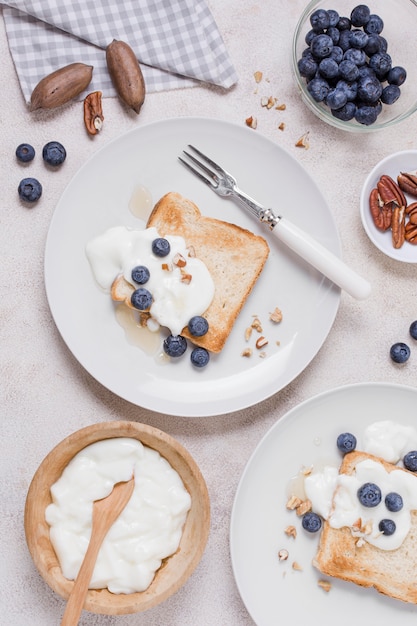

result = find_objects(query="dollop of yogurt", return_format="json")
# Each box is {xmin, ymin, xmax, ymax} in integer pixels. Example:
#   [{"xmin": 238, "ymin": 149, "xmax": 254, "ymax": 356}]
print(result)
[
  {"xmin": 86, "ymin": 226, "xmax": 214, "ymax": 336},
  {"xmin": 45, "ymin": 438, "xmax": 191, "ymax": 594},
  {"xmin": 303, "ymin": 421, "xmax": 417, "ymax": 551}
]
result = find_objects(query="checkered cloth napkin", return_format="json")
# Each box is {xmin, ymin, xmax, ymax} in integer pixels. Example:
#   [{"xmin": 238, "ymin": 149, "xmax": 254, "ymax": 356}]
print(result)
[{"xmin": 2, "ymin": 0, "xmax": 238, "ymax": 103}]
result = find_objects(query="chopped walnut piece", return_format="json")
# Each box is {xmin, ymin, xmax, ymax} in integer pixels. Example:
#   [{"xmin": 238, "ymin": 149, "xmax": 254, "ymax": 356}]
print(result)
[
  {"xmin": 245, "ymin": 116, "xmax": 257, "ymax": 129},
  {"xmin": 173, "ymin": 252, "xmax": 187, "ymax": 267},
  {"xmin": 162, "ymin": 262, "xmax": 173, "ymax": 271},
  {"xmin": 284, "ymin": 525, "xmax": 297, "ymax": 539},
  {"xmin": 241, "ymin": 347, "xmax": 253, "ymax": 357},
  {"xmin": 275, "ymin": 103, "xmax": 286, "ymax": 111},
  {"xmin": 251, "ymin": 316, "xmax": 263, "ymax": 332},
  {"xmin": 244, "ymin": 326, "xmax": 253, "ymax": 342},
  {"xmin": 278, "ymin": 122, "xmax": 285, "ymax": 131},
  {"xmin": 259, "ymin": 351, "xmax": 267, "ymax": 358},
  {"xmin": 254, "ymin": 71, "xmax": 263, "ymax": 83},
  {"xmin": 292, "ymin": 561, "xmax": 303, "ymax": 571},
  {"xmin": 295, "ymin": 132, "xmax": 310, "ymax": 149},
  {"xmin": 286, "ymin": 495, "xmax": 302, "ymax": 510},
  {"xmin": 187, "ymin": 245, "xmax": 196, "ymax": 258},
  {"xmin": 296, "ymin": 499, "xmax": 312, "ymax": 516},
  {"xmin": 318, "ymin": 579, "xmax": 332, "ymax": 592},
  {"xmin": 180, "ymin": 270, "xmax": 192, "ymax": 284},
  {"xmin": 269, "ymin": 307, "xmax": 283, "ymax": 323},
  {"xmin": 278, "ymin": 549, "xmax": 289, "ymax": 561},
  {"xmin": 261, "ymin": 96, "xmax": 277, "ymax": 109}
]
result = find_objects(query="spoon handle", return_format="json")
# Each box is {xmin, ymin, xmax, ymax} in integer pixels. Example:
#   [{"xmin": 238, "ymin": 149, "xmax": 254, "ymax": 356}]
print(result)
[{"xmin": 60, "ymin": 522, "xmax": 107, "ymax": 626}]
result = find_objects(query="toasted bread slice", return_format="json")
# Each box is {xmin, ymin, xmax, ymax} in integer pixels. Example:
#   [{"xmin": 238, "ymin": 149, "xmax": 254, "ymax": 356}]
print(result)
[
  {"xmin": 314, "ymin": 450, "xmax": 417, "ymax": 604},
  {"xmin": 146, "ymin": 192, "xmax": 269, "ymax": 353}
]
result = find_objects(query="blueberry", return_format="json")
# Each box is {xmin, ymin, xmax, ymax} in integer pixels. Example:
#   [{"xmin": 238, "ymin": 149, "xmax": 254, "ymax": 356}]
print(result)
[
  {"xmin": 130, "ymin": 288, "xmax": 153, "ymax": 310},
  {"xmin": 337, "ymin": 16, "xmax": 351, "ymax": 31},
  {"xmin": 388, "ymin": 66, "xmax": 407, "ymax": 86},
  {"xmin": 330, "ymin": 46, "xmax": 344, "ymax": 63},
  {"xmin": 42, "ymin": 141, "xmax": 66, "ymax": 166},
  {"xmin": 344, "ymin": 48, "xmax": 366, "ymax": 66},
  {"xmin": 18, "ymin": 177, "xmax": 42, "ymax": 203},
  {"xmin": 364, "ymin": 34, "xmax": 382, "ymax": 55},
  {"xmin": 357, "ymin": 482, "xmax": 381, "ymax": 507},
  {"xmin": 364, "ymin": 14, "xmax": 384, "ymax": 35},
  {"xmin": 390, "ymin": 342, "xmax": 410, "ymax": 364},
  {"xmin": 332, "ymin": 101, "xmax": 357, "ymax": 121},
  {"xmin": 326, "ymin": 88, "xmax": 347, "ymax": 111},
  {"xmin": 409, "ymin": 320, "xmax": 417, "ymax": 340},
  {"xmin": 379, "ymin": 519, "xmax": 396, "ymax": 536},
  {"xmin": 318, "ymin": 57, "xmax": 339, "ymax": 80},
  {"xmin": 307, "ymin": 77, "xmax": 330, "ymax": 102},
  {"xmin": 350, "ymin": 5, "xmax": 371, "ymax": 27},
  {"xmin": 188, "ymin": 315, "xmax": 209, "ymax": 337},
  {"xmin": 357, "ymin": 74, "xmax": 383, "ymax": 103},
  {"xmin": 337, "ymin": 432, "xmax": 357, "ymax": 455},
  {"xmin": 336, "ymin": 80, "xmax": 358, "ymax": 101},
  {"xmin": 369, "ymin": 52, "xmax": 392, "ymax": 79},
  {"xmin": 355, "ymin": 105, "xmax": 379, "ymax": 125},
  {"xmin": 327, "ymin": 26, "xmax": 340, "ymax": 45},
  {"xmin": 151, "ymin": 237, "xmax": 170, "ymax": 257},
  {"xmin": 163, "ymin": 334, "xmax": 187, "ymax": 358},
  {"xmin": 298, "ymin": 55, "xmax": 318, "ymax": 79},
  {"xmin": 339, "ymin": 59, "xmax": 359, "ymax": 82},
  {"xmin": 190, "ymin": 347, "xmax": 210, "ymax": 368},
  {"xmin": 349, "ymin": 29, "xmax": 369, "ymax": 49},
  {"xmin": 301, "ymin": 511, "xmax": 322, "ymax": 533},
  {"xmin": 338, "ymin": 29, "xmax": 352, "ymax": 52},
  {"xmin": 305, "ymin": 29, "xmax": 319, "ymax": 46},
  {"xmin": 310, "ymin": 9, "xmax": 330, "ymax": 32},
  {"xmin": 385, "ymin": 492, "xmax": 403, "ymax": 512},
  {"xmin": 310, "ymin": 34, "xmax": 333, "ymax": 59},
  {"xmin": 131, "ymin": 265, "xmax": 150, "ymax": 284},
  {"xmin": 327, "ymin": 9, "xmax": 340, "ymax": 27},
  {"xmin": 16, "ymin": 143, "xmax": 35, "ymax": 163},
  {"xmin": 381, "ymin": 84, "xmax": 401, "ymax": 105},
  {"xmin": 403, "ymin": 451, "xmax": 417, "ymax": 472}
]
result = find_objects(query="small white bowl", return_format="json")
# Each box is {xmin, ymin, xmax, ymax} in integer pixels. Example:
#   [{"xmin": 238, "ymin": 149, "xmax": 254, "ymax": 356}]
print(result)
[{"xmin": 360, "ymin": 150, "xmax": 417, "ymax": 262}]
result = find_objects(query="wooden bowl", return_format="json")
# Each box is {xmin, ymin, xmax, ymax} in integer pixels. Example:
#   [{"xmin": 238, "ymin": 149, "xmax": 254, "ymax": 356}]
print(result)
[{"xmin": 24, "ymin": 421, "xmax": 210, "ymax": 615}]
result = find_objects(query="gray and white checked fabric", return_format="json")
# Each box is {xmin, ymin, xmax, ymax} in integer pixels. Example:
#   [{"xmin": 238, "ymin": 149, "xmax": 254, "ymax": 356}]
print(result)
[{"xmin": 2, "ymin": 0, "xmax": 238, "ymax": 103}]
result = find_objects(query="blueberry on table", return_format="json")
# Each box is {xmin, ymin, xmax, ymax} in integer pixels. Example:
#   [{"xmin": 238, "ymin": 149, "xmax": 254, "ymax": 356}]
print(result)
[
  {"xmin": 350, "ymin": 5, "xmax": 371, "ymax": 27},
  {"xmin": 131, "ymin": 265, "xmax": 150, "ymax": 284},
  {"xmin": 130, "ymin": 288, "xmax": 153, "ymax": 310},
  {"xmin": 337, "ymin": 432, "xmax": 357, "ymax": 454},
  {"xmin": 42, "ymin": 141, "xmax": 66, "ymax": 166},
  {"xmin": 16, "ymin": 143, "xmax": 35, "ymax": 163},
  {"xmin": 403, "ymin": 451, "xmax": 417, "ymax": 472},
  {"xmin": 385, "ymin": 492, "xmax": 403, "ymax": 512},
  {"xmin": 379, "ymin": 519, "xmax": 396, "ymax": 536},
  {"xmin": 409, "ymin": 320, "xmax": 417, "ymax": 340},
  {"xmin": 357, "ymin": 482, "xmax": 381, "ymax": 507},
  {"xmin": 163, "ymin": 335, "xmax": 187, "ymax": 358},
  {"xmin": 302, "ymin": 511, "xmax": 322, "ymax": 533},
  {"xmin": 188, "ymin": 316, "xmax": 209, "ymax": 337},
  {"xmin": 18, "ymin": 177, "xmax": 42, "ymax": 203},
  {"xmin": 190, "ymin": 347, "xmax": 210, "ymax": 368},
  {"xmin": 390, "ymin": 342, "xmax": 410, "ymax": 364},
  {"xmin": 152, "ymin": 237, "xmax": 170, "ymax": 257}
]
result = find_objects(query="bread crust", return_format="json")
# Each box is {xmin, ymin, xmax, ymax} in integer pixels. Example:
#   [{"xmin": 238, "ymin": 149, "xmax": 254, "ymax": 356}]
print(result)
[
  {"xmin": 314, "ymin": 450, "xmax": 417, "ymax": 603},
  {"xmin": 146, "ymin": 192, "xmax": 269, "ymax": 352}
]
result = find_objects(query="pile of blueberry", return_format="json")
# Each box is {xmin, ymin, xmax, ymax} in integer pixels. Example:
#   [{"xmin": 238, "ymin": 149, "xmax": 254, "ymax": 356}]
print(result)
[
  {"xmin": 297, "ymin": 4, "xmax": 407, "ymax": 125},
  {"xmin": 16, "ymin": 141, "xmax": 66, "ymax": 204},
  {"xmin": 129, "ymin": 237, "xmax": 211, "ymax": 368},
  {"xmin": 301, "ymin": 430, "xmax": 417, "ymax": 536},
  {"xmin": 390, "ymin": 320, "xmax": 417, "ymax": 364}
]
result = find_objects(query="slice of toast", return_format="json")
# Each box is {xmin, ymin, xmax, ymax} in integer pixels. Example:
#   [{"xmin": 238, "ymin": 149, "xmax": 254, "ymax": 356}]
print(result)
[
  {"xmin": 146, "ymin": 192, "xmax": 269, "ymax": 353},
  {"xmin": 313, "ymin": 450, "xmax": 417, "ymax": 604}
]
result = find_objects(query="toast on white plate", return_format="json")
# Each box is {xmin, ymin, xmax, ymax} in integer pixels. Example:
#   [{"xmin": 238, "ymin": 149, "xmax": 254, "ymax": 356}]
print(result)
[
  {"xmin": 313, "ymin": 450, "xmax": 417, "ymax": 604},
  {"xmin": 145, "ymin": 192, "xmax": 269, "ymax": 352}
]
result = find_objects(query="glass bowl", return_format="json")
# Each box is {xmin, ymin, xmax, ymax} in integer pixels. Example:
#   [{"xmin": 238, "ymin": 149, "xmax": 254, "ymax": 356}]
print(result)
[{"xmin": 292, "ymin": 0, "xmax": 417, "ymax": 132}]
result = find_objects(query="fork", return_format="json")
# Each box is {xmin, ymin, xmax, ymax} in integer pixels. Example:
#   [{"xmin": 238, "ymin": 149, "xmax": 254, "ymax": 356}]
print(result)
[{"xmin": 179, "ymin": 145, "xmax": 371, "ymax": 300}]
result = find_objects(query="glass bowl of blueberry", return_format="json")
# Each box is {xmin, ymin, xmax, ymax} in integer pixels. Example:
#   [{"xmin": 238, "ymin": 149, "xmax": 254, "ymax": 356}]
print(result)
[{"xmin": 292, "ymin": 0, "xmax": 417, "ymax": 131}]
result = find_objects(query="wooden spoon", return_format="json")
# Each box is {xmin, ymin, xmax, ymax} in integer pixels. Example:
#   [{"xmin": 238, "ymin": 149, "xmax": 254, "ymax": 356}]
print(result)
[{"xmin": 60, "ymin": 476, "xmax": 135, "ymax": 625}]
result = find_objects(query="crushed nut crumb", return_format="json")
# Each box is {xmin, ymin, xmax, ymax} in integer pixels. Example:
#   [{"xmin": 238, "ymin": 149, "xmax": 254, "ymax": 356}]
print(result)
[
  {"xmin": 255, "ymin": 336, "xmax": 269, "ymax": 349},
  {"xmin": 244, "ymin": 326, "xmax": 253, "ymax": 342},
  {"xmin": 173, "ymin": 252, "xmax": 187, "ymax": 267},
  {"xmin": 261, "ymin": 95, "xmax": 277, "ymax": 109},
  {"xmin": 180, "ymin": 271, "xmax": 192, "ymax": 284},
  {"xmin": 292, "ymin": 561, "xmax": 303, "ymax": 571},
  {"xmin": 187, "ymin": 245, "xmax": 196, "ymax": 258},
  {"xmin": 245, "ymin": 116, "xmax": 257, "ymax": 129},
  {"xmin": 286, "ymin": 495, "xmax": 302, "ymax": 510},
  {"xmin": 296, "ymin": 499, "xmax": 312, "ymax": 516},
  {"xmin": 295, "ymin": 132, "xmax": 310, "ymax": 149},
  {"xmin": 269, "ymin": 307, "xmax": 283, "ymax": 323},
  {"xmin": 251, "ymin": 316, "xmax": 263, "ymax": 332},
  {"xmin": 278, "ymin": 549, "xmax": 289, "ymax": 561},
  {"xmin": 318, "ymin": 579, "xmax": 332, "ymax": 592},
  {"xmin": 275, "ymin": 103, "xmax": 286, "ymax": 111},
  {"xmin": 284, "ymin": 525, "xmax": 297, "ymax": 539},
  {"xmin": 278, "ymin": 122, "xmax": 285, "ymax": 131},
  {"xmin": 241, "ymin": 348, "xmax": 253, "ymax": 357},
  {"xmin": 161, "ymin": 262, "xmax": 173, "ymax": 271},
  {"xmin": 254, "ymin": 71, "xmax": 263, "ymax": 83},
  {"xmin": 259, "ymin": 351, "xmax": 267, "ymax": 358}
]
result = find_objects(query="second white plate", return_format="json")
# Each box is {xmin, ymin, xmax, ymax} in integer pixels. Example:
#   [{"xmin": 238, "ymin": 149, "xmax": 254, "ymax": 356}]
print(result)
[{"xmin": 45, "ymin": 117, "xmax": 340, "ymax": 417}]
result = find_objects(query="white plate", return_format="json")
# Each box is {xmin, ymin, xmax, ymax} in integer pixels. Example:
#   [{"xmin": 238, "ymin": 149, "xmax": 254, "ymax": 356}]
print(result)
[
  {"xmin": 44, "ymin": 117, "xmax": 340, "ymax": 417},
  {"xmin": 230, "ymin": 382, "xmax": 417, "ymax": 626},
  {"xmin": 360, "ymin": 150, "xmax": 417, "ymax": 263}
]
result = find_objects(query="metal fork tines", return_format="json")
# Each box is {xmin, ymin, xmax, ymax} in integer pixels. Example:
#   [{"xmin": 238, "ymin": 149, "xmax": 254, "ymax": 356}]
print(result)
[{"xmin": 179, "ymin": 145, "xmax": 263, "ymax": 218}]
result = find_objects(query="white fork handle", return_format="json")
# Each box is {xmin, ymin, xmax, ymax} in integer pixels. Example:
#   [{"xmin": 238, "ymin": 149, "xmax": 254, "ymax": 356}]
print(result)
[{"xmin": 272, "ymin": 217, "xmax": 371, "ymax": 300}]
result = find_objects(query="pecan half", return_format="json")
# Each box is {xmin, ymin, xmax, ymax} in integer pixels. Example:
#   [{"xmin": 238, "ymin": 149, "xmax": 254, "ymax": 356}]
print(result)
[
  {"xmin": 407, "ymin": 202, "xmax": 417, "ymax": 222},
  {"xmin": 405, "ymin": 222, "xmax": 417, "ymax": 244},
  {"xmin": 392, "ymin": 205, "xmax": 405, "ymax": 248},
  {"xmin": 369, "ymin": 187, "xmax": 392, "ymax": 230},
  {"xmin": 398, "ymin": 171, "xmax": 417, "ymax": 198},
  {"xmin": 84, "ymin": 91, "xmax": 104, "ymax": 135},
  {"xmin": 377, "ymin": 174, "xmax": 406, "ymax": 209}
]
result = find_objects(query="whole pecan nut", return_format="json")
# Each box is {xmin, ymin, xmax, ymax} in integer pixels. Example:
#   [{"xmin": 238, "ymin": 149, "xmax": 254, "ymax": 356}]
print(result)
[
  {"xmin": 84, "ymin": 91, "xmax": 104, "ymax": 135},
  {"xmin": 398, "ymin": 171, "xmax": 417, "ymax": 198}
]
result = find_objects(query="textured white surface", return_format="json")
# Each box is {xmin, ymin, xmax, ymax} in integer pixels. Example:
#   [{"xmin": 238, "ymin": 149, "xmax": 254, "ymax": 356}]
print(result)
[{"xmin": 1, "ymin": 1, "xmax": 417, "ymax": 624}]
